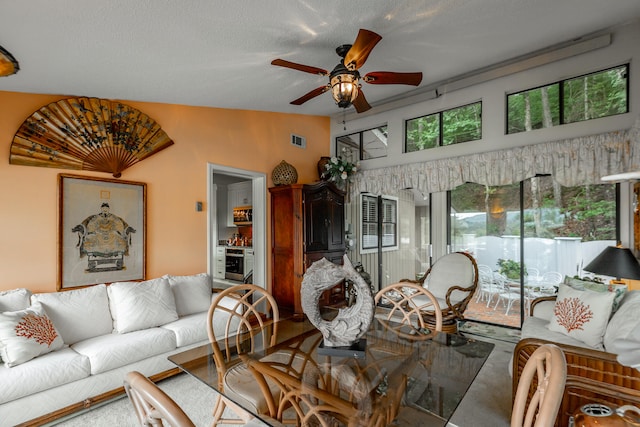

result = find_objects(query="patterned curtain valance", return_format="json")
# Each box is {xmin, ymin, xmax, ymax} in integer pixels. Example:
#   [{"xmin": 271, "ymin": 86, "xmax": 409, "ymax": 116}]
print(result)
[{"xmin": 351, "ymin": 117, "xmax": 640, "ymax": 196}]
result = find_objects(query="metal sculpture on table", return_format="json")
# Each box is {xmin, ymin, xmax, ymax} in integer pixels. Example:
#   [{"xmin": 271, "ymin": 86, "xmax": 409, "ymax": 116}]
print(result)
[{"xmin": 301, "ymin": 255, "xmax": 374, "ymax": 352}]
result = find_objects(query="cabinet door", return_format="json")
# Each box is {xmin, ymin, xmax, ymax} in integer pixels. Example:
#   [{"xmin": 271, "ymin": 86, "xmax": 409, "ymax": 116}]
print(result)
[
  {"xmin": 227, "ymin": 181, "xmax": 252, "ymax": 226},
  {"xmin": 305, "ymin": 251, "xmax": 345, "ymax": 307},
  {"xmin": 213, "ymin": 247, "xmax": 225, "ymax": 279},
  {"xmin": 304, "ymin": 185, "xmax": 345, "ymax": 252}
]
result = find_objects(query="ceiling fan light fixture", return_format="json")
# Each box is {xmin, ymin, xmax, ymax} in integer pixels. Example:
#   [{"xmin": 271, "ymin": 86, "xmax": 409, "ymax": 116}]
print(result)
[
  {"xmin": 330, "ymin": 72, "xmax": 359, "ymax": 108},
  {"xmin": 0, "ymin": 45, "xmax": 19, "ymax": 77}
]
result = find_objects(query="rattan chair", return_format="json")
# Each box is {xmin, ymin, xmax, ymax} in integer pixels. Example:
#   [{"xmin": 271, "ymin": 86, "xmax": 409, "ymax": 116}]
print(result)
[
  {"xmin": 124, "ymin": 371, "xmax": 196, "ymax": 427},
  {"xmin": 243, "ymin": 354, "xmax": 386, "ymax": 427},
  {"xmin": 401, "ymin": 251, "xmax": 478, "ymax": 333},
  {"xmin": 206, "ymin": 284, "xmax": 280, "ymax": 425},
  {"xmin": 374, "ymin": 282, "xmax": 442, "ymax": 340},
  {"xmin": 511, "ymin": 343, "xmax": 567, "ymax": 427}
]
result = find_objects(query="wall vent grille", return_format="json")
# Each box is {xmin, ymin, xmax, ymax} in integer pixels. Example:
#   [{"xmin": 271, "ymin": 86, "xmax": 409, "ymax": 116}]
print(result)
[{"xmin": 290, "ymin": 134, "xmax": 306, "ymax": 149}]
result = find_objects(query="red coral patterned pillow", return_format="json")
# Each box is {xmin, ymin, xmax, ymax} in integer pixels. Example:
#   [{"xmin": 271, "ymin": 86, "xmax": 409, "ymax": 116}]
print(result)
[
  {"xmin": 0, "ymin": 302, "xmax": 64, "ymax": 367},
  {"xmin": 548, "ymin": 284, "xmax": 615, "ymax": 350}
]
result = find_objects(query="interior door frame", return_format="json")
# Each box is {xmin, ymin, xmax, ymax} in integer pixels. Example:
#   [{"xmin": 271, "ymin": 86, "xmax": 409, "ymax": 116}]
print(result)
[{"xmin": 207, "ymin": 163, "xmax": 267, "ymax": 289}]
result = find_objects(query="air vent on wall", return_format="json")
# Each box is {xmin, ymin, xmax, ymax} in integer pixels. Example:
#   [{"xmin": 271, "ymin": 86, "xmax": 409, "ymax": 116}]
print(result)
[{"xmin": 290, "ymin": 134, "xmax": 306, "ymax": 149}]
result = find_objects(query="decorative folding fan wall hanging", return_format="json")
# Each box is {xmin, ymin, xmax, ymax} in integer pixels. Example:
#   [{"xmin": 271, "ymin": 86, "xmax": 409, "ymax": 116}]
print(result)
[{"xmin": 10, "ymin": 97, "xmax": 174, "ymax": 177}]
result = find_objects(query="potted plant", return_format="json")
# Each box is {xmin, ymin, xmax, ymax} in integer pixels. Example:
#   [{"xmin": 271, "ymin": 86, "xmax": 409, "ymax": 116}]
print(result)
[
  {"xmin": 322, "ymin": 156, "xmax": 358, "ymax": 185},
  {"xmin": 497, "ymin": 258, "xmax": 527, "ymax": 280}
]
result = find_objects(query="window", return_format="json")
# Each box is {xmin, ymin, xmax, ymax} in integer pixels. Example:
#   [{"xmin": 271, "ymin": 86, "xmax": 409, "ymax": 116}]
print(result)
[
  {"xmin": 361, "ymin": 194, "xmax": 398, "ymax": 253},
  {"xmin": 405, "ymin": 102, "xmax": 482, "ymax": 152},
  {"xmin": 336, "ymin": 125, "xmax": 388, "ymax": 161},
  {"xmin": 507, "ymin": 64, "xmax": 628, "ymax": 134}
]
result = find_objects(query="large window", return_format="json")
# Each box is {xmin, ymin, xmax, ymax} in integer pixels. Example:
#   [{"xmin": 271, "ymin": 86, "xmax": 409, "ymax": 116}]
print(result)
[
  {"xmin": 507, "ymin": 64, "xmax": 628, "ymax": 134},
  {"xmin": 336, "ymin": 125, "xmax": 388, "ymax": 161},
  {"xmin": 361, "ymin": 194, "xmax": 398, "ymax": 253},
  {"xmin": 405, "ymin": 102, "xmax": 482, "ymax": 152}
]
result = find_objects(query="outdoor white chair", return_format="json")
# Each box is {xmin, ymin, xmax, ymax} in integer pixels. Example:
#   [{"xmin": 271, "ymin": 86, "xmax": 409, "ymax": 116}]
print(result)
[
  {"xmin": 540, "ymin": 271, "xmax": 562, "ymax": 292},
  {"xmin": 526, "ymin": 268, "xmax": 540, "ymax": 283},
  {"xmin": 475, "ymin": 264, "xmax": 497, "ymax": 307},
  {"xmin": 493, "ymin": 273, "xmax": 523, "ymax": 316}
]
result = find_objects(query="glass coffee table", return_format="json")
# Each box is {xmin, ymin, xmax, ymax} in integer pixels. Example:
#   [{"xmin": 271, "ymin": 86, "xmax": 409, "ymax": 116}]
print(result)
[{"xmin": 169, "ymin": 317, "xmax": 494, "ymax": 426}]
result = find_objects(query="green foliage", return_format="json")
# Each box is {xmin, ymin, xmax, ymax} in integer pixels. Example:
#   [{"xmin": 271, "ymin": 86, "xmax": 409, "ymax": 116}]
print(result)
[
  {"xmin": 406, "ymin": 102, "xmax": 481, "ymax": 152},
  {"xmin": 507, "ymin": 84, "xmax": 560, "ymax": 133},
  {"xmin": 558, "ymin": 185, "xmax": 616, "ymax": 241},
  {"xmin": 497, "ymin": 258, "xmax": 527, "ymax": 280},
  {"xmin": 564, "ymin": 66, "xmax": 628, "ymax": 123},
  {"xmin": 507, "ymin": 65, "xmax": 627, "ymax": 134}
]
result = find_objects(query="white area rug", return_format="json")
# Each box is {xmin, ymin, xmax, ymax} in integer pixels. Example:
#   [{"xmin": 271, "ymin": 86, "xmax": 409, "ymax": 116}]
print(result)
[{"xmin": 49, "ymin": 336, "xmax": 514, "ymax": 427}]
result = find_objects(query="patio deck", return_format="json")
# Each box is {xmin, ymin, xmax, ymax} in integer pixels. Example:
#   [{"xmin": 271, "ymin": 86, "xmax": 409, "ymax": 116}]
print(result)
[{"xmin": 464, "ymin": 294, "xmax": 524, "ymax": 328}]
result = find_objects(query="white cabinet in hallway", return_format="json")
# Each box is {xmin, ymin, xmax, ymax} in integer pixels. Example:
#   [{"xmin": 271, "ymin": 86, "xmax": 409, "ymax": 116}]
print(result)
[{"xmin": 213, "ymin": 247, "xmax": 225, "ymax": 279}]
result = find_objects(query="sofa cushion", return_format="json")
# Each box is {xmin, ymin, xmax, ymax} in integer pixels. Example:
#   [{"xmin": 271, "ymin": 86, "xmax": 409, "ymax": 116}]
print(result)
[
  {"xmin": 161, "ymin": 312, "xmax": 208, "ymax": 347},
  {"xmin": 564, "ymin": 276, "xmax": 627, "ymax": 312},
  {"xmin": 0, "ymin": 302, "xmax": 65, "ymax": 367},
  {"xmin": 107, "ymin": 277, "xmax": 178, "ymax": 333},
  {"xmin": 604, "ymin": 290, "xmax": 640, "ymax": 352},
  {"xmin": 165, "ymin": 273, "xmax": 212, "ymax": 316},
  {"xmin": 32, "ymin": 284, "xmax": 113, "ymax": 345},
  {"xmin": 521, "ymin": 316, "xmax": 592, "ymax": 349},
  {"xmin": 0, "ymin": 347, "xmax": 90, "ymax": 404},
  {"xmin": 71, "ymin": 327, "xmax": 176, "ymax": 375},
  {"xmin": 0, "ymin": 288, "xmax": 32, "ymax": 312},
  {"xmin": 548, "ymin": 284, "xmax": 615, "ymax": 350}
]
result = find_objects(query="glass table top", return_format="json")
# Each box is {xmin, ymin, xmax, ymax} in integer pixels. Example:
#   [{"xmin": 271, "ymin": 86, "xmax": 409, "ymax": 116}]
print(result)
[{"xmin": 168, "ymin": 316, "xmax": 494, "ymax": 426}]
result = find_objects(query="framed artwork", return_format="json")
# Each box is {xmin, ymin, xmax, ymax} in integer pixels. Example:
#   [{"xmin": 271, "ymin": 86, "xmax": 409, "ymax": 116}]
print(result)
[{"xmin": 58, "ymin": 174, "xmax": 146, "ymax": 290}]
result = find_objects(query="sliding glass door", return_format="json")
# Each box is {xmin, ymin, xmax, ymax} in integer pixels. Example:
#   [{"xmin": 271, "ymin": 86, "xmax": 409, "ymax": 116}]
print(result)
[
  {"xmin": 449, "ymin": 178, "xmax": 617, "ymax": 328},
  {"xmin": 344, "ymin": 176, "xmax": 616, "ymax": 329},
  {"xmin": 450, "ymin": 183, "xmax": 524, "ymax": 327}
]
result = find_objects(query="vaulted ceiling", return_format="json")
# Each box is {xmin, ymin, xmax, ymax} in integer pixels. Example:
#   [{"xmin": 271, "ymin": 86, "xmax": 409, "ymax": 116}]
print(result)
[{"xmin": 1, "ymin": 1, "xmax": 639, "ymax": 117}]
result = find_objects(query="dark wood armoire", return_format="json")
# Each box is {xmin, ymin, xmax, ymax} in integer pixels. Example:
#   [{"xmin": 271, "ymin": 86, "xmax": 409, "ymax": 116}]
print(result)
[{"xmin": 269, "ymin": 181, "xmax": 346, "ymax": 319}]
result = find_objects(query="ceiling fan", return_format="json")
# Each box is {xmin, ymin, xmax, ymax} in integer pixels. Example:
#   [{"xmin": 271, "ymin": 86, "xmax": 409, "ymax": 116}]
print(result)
[{"xmin": 271, "ymin": 29, "xmax": 423, "ymax": 113}]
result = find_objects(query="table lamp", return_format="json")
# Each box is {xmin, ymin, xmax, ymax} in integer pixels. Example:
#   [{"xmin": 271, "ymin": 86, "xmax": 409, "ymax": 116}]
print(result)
[{"xmin": 583, "ymin": 245, "xmax": 640, "ymax": 281}]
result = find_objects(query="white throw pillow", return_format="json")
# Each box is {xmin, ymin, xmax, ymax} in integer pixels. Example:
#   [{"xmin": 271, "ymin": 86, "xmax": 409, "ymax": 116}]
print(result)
[
  {"xmin": 548, "ymin": 284, "xmax": 615, "ymax": 350},
  {"xmin": 603, "ymin": 290, "xmax": 640, "ymax": 352},
  {"xmin": 165, "ymin": 273, "xmax": 212, "ymax": 316},
  {"xmin": 107, "ymin": 277, "xmax": 178, "ymax": 333},
  {"xmin": 32, "ymin": 285, "xmax": 113, "ymax": 345},
  {"xmin": 0, "ymin": 288, "xmax": 32, "ymax": 312},
  {"xmin": 0, "ymin": 302, "xmax": 64, "ymax": 367}
]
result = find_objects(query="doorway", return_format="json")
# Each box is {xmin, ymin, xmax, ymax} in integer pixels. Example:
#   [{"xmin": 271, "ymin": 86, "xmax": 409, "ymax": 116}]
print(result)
[{"xmin": 207, "ymin": 163, "xmax": 267, "ymax": 290}]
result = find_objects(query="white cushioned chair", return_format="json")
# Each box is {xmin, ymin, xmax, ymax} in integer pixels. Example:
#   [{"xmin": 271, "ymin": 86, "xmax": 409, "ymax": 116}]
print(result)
[{"xmin": 401, "ymin": 251, "xmax": 478, "ymax": 333}]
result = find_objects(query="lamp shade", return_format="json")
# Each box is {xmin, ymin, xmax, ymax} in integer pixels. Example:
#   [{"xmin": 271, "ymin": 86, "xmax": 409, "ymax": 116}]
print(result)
[{"xmin": 583, "ymin": 246, "xmax": 640, "ymax": 280}]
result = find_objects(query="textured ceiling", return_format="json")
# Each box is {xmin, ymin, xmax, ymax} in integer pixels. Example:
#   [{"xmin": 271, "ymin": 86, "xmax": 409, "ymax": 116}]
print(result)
[{"xmin": 0, "ymin": 0, "xmax": 639, "ymax": 117}]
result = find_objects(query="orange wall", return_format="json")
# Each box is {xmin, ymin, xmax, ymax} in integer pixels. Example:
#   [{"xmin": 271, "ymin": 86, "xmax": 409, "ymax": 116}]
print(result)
[{"xmin": 0, "ymin": 91, "xmax": 330, "ymax": 293}]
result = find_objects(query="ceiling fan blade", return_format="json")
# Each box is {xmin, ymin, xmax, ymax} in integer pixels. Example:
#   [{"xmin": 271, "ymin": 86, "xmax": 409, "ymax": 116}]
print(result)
[
  {"xmin": 363, "ymin": 71, "xmax": 423, "ymax": 86},
  {"xmin": 352, "ymin": 90, "xmax": 371, "ymax": 113},
  {"xmin": 271, "ymin": 59, "xmax": 328, "ymax": 76},
  {"xmin": 290, "ymin": 86, "xmax": 330, "ymax": 105},
  {"xmin": 344, "ymin": 29, "xmax": 382, "ymax": 70}
]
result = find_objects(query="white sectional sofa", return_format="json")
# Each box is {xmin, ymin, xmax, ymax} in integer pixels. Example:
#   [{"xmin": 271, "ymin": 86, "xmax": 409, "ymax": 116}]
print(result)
[{"xmin": 0, "ymin": 273, "xmax": 230, "ymax": 427}]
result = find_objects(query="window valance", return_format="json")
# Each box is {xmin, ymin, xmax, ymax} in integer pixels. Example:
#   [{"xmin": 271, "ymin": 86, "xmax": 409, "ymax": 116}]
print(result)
[{"xmin": 351, "ymin": 117, "xmax": 640, "ymax": 196}]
